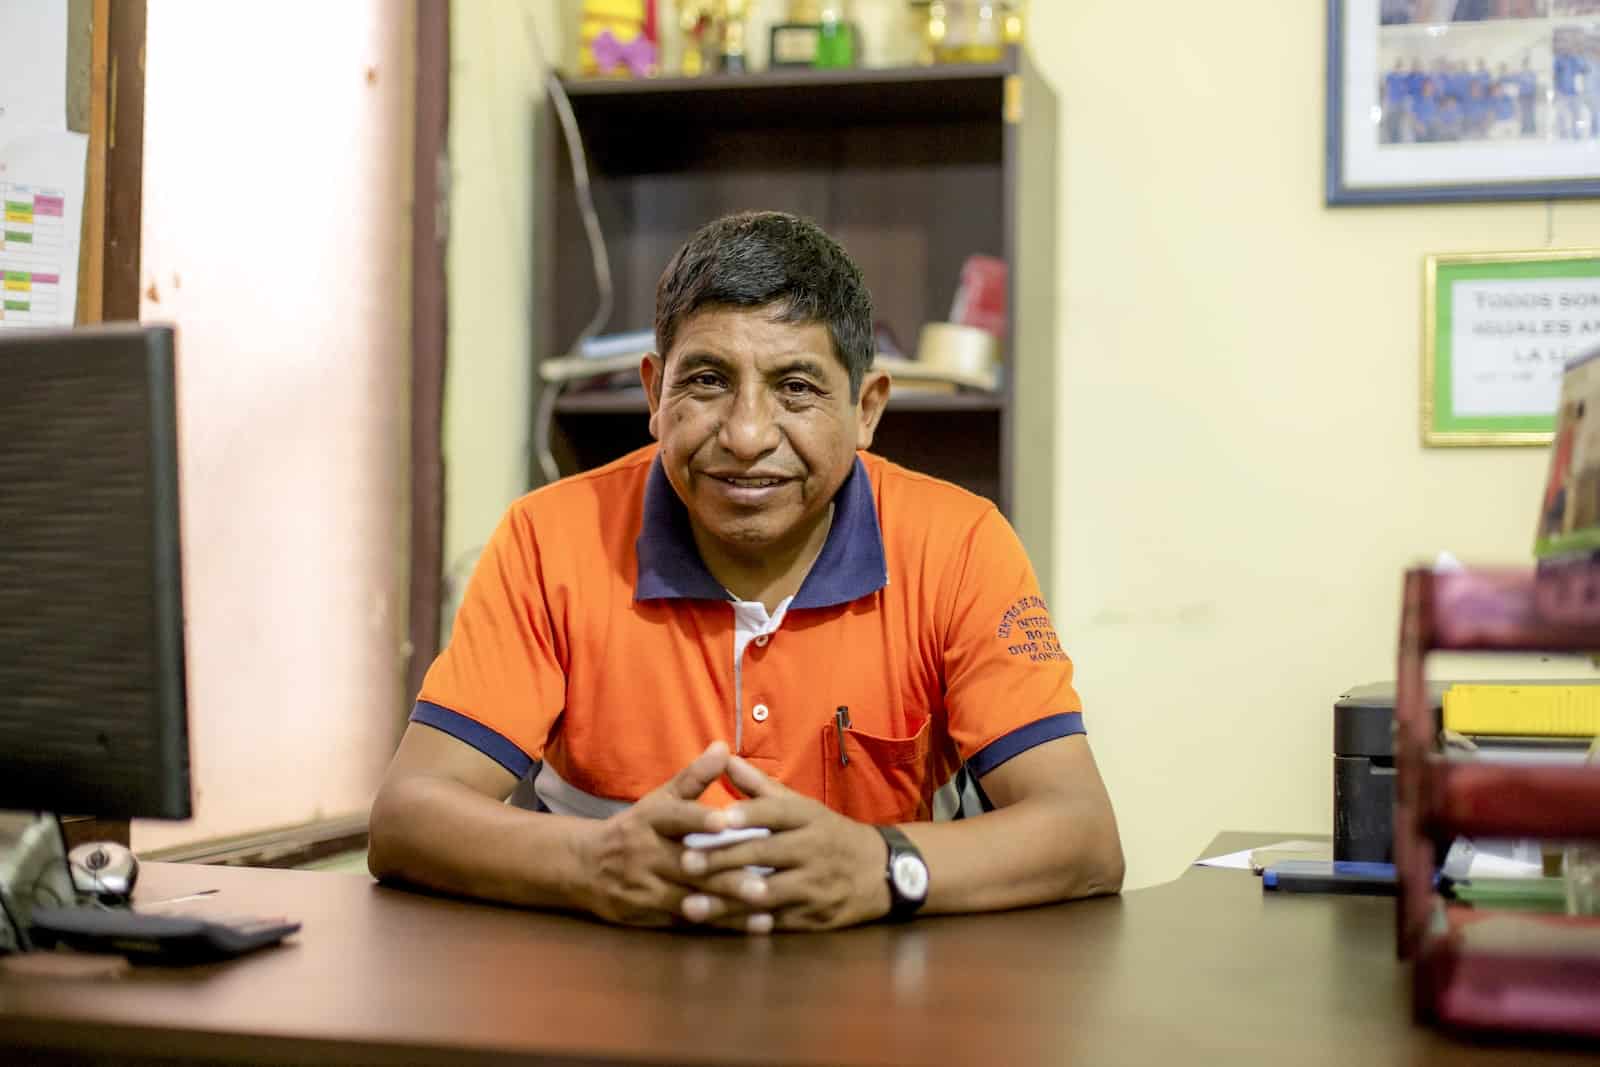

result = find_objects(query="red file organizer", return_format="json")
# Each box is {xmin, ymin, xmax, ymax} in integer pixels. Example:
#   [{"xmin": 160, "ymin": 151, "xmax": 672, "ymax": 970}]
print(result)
[{"xmin": 1396, "ymin": 566, "xmax": 1600, "ymax": 1039}]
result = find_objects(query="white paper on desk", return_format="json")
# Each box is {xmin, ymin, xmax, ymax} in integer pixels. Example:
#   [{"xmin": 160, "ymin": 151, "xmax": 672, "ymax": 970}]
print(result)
[
  {"xmin": 1440, "ymin": 836, "xmax": 1547, "ymax": 880},
  {"xmin": 0, "ymin": 126, "xmax": 86, "ymax": 328},
  {"xmin": 1194, "ymin": 839, "xmax": 1328, "ymax": 871},
  {"xmin": 0, "ymin": 0, "xmax": 69, "ymax": 133}
]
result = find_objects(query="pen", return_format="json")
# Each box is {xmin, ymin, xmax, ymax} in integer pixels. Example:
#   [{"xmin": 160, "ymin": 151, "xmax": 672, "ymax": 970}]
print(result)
[{"xmin": 835, "ymin": 706, "xmax": 851, "ymax": 767}]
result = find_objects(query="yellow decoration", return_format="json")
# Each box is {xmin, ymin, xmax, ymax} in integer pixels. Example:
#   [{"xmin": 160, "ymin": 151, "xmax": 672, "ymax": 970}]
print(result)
[{"xmin": 580, "ymin": 0, "xmax": 651, "ymax": 78}]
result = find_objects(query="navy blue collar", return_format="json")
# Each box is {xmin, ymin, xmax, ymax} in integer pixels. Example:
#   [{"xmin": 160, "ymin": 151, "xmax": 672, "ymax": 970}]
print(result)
[{"xmin": 634, "ymin": 456, "xmax": 887, "ymax": 610}]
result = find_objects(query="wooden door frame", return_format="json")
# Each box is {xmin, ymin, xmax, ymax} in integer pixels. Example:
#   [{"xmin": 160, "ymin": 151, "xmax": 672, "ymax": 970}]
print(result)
[
  {"xmin": 78, "ymin": 0, "xmax": 144, "ymax": 326},
  {"xmin": 407, "ymin": 0, "xmax": 449, "ymax": 712},
  {"xmin": 70, "ymin": 2, "xmax": 447, "ymax": 858}
]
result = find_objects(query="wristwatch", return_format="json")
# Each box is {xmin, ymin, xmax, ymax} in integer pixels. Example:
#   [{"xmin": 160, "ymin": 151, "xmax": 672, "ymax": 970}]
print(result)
[{"xmin": 876, "ymin": 825, "xmax": 929, "ymax": 921}]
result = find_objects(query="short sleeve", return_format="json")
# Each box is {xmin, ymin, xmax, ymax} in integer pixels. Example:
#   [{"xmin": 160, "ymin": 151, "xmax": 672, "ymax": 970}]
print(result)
[
  {"xmin": 941, "ymin": 507, "xmax": 1084, "ymax": 778},
  {"xmin": 411, "ymin": 506, "xmax": 565, "ymax": 777}
]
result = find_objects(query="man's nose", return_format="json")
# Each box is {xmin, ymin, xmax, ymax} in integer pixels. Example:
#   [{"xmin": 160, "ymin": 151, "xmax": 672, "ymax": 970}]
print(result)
[{"xmin": 719, "ymin": 387, "xmax": 781, "ymax": 459}]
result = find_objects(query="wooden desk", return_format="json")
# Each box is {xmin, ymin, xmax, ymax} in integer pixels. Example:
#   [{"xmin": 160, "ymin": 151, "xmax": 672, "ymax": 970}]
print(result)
[{"xmin": 1, "ymin": 833, "xmax": 1593, "ymax": 1065}]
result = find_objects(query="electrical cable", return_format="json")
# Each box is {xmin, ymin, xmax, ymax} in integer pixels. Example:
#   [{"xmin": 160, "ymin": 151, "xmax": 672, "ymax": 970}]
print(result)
[
  {"xmin": 521, "ymin": 9, "xmax": 617, "ymax": 485},
  {"xmin": 544, "ymin": 77, "xmax": 614, "ymax": 350},
  {"xmin": 523, "ymin": 10, "xmax": 615, "ymax": 353},
  {"xmin": 531, "ymin": 14, "xmax": 617, "ymax": 350}
]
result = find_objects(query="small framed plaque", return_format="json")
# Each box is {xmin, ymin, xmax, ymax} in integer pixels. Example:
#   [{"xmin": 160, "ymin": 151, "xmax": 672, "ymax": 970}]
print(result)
[
  {"xmin": 1422, "ymin": 249, "xmax": 1600, "ymax": 447},
  {"xmin": 770, "ymin": 23, "xmax": 822, "ymax": 68}
]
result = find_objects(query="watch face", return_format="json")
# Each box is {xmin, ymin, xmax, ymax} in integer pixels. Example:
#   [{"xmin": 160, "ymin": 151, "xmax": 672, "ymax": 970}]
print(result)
[{"xmin": 891, "ymin": 853, "xmax": 929, "ymax": 901}]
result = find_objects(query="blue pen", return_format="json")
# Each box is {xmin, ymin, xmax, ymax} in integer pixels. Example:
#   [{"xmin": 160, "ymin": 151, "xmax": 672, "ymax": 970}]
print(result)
[{"xmin": 1262, "ymin": 860, "xmax": 1397, "ymax": 895}]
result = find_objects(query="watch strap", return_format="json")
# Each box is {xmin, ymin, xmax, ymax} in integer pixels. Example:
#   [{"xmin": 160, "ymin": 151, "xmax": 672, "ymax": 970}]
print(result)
[{"xmin": 876, "ymin": 824, "xmax": 927, "ymax": 921}]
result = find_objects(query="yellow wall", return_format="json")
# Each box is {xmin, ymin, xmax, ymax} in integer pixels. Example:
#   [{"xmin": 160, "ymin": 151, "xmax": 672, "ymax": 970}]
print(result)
[
  {"xmin": 445, "ymin": 1, "xmax": 1600, "ymax": 889},
  {"xmin": 444, "ymin": 1, "xmax": 571, "ymax": 604},
  {"xmin": 1035, "ymin": 1, "xmax": 1600, "ymax": 888}
]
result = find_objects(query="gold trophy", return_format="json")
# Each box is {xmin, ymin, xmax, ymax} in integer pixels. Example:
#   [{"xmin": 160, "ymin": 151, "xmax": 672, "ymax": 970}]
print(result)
[
  {"xmin": 679, "ymin": 1, "xmax": 714, "ymax": 76},
  {"xmin": 722, "ymin": 0, "xmax": 750, "ymax": 73}
]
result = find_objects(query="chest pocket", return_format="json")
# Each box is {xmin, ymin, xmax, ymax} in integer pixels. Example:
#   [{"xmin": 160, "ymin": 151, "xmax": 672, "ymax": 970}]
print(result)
[{"xmin": 820, "ymin": 715, "xmax": 933, "ymax": 825}]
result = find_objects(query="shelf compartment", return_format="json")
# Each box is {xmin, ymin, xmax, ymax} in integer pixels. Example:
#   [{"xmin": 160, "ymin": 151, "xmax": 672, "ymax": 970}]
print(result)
[
  {"xmin": 1395, "ymin": 565, "xmax": 1600, "ymax": 1040},
  {"xmin": 560, "ymin": 61, "xmax": 1014, "ymax": 128}
]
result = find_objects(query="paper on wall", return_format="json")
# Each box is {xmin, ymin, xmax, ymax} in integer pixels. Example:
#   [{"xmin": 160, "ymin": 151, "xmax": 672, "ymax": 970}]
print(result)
[
  {"xmin": 0, "ymin": 0, "xmax": 69, "ymax": 135},
  {"xmin": 0, "ymin": 127, "xmax": 87, "ymax": 328}
]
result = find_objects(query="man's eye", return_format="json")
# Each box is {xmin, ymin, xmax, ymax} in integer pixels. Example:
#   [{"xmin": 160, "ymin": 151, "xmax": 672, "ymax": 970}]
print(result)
[
  {"xmin": 687, "ymin": 373, "xmax": 723, "ymax": 388},
  {"xmin": 781, "ymin": 380, "xmax": 815, "ymax": 396}
]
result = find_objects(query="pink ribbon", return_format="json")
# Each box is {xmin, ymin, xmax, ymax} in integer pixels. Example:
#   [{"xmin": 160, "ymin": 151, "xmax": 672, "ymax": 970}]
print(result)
[{"xmin": 592, "ymin": 29, "xmax": 656, "ymax": 77}]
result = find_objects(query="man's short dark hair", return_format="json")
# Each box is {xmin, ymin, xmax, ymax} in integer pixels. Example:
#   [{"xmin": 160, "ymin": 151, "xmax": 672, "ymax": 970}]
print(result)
[{"xmin": 654, "ymin": 212, "xmax": 874, "ymax": 398}]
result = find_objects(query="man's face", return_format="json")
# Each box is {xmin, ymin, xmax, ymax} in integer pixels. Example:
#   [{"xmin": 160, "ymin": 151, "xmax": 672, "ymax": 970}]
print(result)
[{"xmin": 641, "ymin": 305, "xmax": 888, "ymax": 564}]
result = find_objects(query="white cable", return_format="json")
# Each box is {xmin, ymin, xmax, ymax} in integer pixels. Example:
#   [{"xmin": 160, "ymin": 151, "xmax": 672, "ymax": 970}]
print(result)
[
  {"xmin": 520, "ymin": 10, "xmax": 618, "ymax": 485},
  {"xmin": 522, "ymin": 9, "xmax": 614, "ymax": 352}
]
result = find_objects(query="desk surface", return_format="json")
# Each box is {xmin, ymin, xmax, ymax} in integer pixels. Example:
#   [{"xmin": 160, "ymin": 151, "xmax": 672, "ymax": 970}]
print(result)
[{"xmin": 1, "ymin": 832, "xmax": 1594, "ymax": 1065}]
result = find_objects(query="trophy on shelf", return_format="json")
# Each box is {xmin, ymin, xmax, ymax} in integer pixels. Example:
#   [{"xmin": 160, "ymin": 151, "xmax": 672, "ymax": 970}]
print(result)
[
  {"xmin": 770, "ymin": 1, "xmax": 824, "ymax": 68},
  {"xmin": 679, "ymin": 0, "xmax": 718, "ymax": 76},
  {"xmin": 673, "ymin": 0, "xmax": 754, "ymax": 77},
  {"xmin": 919, "ymin": 0, "xmax": 1024, "ymax": 65},
  {"xmin": 721, "ymin": 0, "xmax": 751, "ymax": 73},
  {"xmin": 769, "ymin": 1, "xmax": 859, "ymax": 70}
]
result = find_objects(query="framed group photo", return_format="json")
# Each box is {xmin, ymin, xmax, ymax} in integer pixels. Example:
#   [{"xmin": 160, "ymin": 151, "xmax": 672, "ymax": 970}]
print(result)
[
  {"xmin": 1423, "ymin": 249, "xmax": 1600, "ymax": 446},
  {"xmin": 1328, "ymin": 0, "xmax": 1600, "ymax": 203}
]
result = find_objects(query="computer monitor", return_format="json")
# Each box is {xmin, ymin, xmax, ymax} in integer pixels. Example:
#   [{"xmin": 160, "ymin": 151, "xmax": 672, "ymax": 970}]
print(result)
[{"xmin": 0, "ymin": 324, "xmax": 190, "ymax": 820}]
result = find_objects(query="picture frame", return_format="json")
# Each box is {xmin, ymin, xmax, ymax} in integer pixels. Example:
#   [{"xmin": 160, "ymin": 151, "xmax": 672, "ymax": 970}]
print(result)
[
  {"xmin": 1327, "ymin": 0, "xmax": 1600, "ymax": 205},
  {"xmin": 769, "ymin": 23, "xmax": 822, "ymax": 68},
  {"xmin": 1423, "ymin": 249, "xmax": 1600, "ymax": 446}
]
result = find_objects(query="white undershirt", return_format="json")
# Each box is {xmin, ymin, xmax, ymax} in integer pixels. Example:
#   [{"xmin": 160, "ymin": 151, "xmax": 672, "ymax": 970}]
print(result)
[
  {"xmin": 719, "ymin": 506, "xmax": 831, "ymax": 751},
  {"xmin": 729, "ymin": 595, "xmax": 790, "ymax": 752}
]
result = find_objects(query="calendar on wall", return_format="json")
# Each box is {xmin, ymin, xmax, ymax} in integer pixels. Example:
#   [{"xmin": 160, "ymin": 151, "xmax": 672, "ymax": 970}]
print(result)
[{"xmin": 0, "ymin": 182, "xmax": 68, "ymax": 327}]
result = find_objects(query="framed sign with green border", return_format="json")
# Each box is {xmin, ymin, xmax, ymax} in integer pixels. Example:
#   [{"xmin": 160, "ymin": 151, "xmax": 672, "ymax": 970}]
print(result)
[{"xmin": 1423, "ymin": 250, "xmax": 1600, "ymax": 447}]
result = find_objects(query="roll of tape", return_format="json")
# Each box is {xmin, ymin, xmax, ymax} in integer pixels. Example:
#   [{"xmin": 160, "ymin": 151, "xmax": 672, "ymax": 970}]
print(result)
[{"xmin": 914, "ymin": 322, "xmax": 1000, "ymax": 390}]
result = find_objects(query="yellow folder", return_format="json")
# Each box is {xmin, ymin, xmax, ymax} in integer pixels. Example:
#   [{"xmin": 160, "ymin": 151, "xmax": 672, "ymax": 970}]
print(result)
[{"xmin": 1442, "ymin": 684, "xmax": 1600, "ymax": 738}]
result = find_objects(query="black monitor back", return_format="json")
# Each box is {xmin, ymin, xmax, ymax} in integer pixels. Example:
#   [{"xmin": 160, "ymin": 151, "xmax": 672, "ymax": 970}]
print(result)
[{"xmin": 0, "ymin": 324, "xmax": 190, "ymax": 819}]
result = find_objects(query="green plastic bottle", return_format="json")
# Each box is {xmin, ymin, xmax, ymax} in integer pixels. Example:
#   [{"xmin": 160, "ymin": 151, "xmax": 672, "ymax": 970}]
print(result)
[{"xmin": 814, "ymin": 3, "xmax": 855, "ymax": 69}]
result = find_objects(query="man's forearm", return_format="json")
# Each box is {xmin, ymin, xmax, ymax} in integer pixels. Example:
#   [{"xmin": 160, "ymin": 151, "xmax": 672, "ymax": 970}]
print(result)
[
  {"xmin": 368, "ymin": 774, "xmax": 593, "ymax": 911},
  {"xmin": 900, "ymin": 794, "xmax": 1124, "ymax": 915}
]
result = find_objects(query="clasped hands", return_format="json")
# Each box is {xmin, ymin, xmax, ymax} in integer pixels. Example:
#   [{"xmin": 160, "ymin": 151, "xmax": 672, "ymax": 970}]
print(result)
[{"xmin": 572, "ymin": 741, "xmax": 890, "ymax": 932}]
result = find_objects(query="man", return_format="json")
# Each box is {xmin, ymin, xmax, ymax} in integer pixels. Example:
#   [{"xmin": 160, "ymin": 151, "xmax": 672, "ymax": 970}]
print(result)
[
  {"xmin": 1462, "ymin": 79, "xmax": 1494, "ymax": 139},
  {"xmin": 1382, "ymin": 58, "xmax": 1413, "ymax": 143},
  {"xmin": 1588, "ymin": 36, "xmax": 1600, "ymax": 140},
  {"xmin": 1555, "ymin": 35, "xmax": 1587, "ymax": 139},
  {"xmin": 368, "ymin": 212, "xmax": 1124, "ymax": 933},
  {"xmin": 1515, "ymin": 55, "xmax": 1540, "ymax": 137},
  {"xmin": 1410, "ymin": 79, "xmax": 1443, "ymax": 141}
]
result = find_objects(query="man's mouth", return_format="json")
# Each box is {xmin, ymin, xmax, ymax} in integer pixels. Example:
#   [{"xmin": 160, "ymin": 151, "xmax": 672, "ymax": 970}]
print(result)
[{"xmin": 714, "ymin": 476, "xmax": 787, "ymax": 488}]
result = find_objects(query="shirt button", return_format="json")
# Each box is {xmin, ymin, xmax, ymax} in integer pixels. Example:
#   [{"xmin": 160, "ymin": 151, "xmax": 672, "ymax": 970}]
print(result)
[
  {"xmin": 755, "ymin": 634, "xmax": 770, "ymax": 647},
  {"xmin": 752, "ymin": 703, "xmax": 770, "ymax": 723}
]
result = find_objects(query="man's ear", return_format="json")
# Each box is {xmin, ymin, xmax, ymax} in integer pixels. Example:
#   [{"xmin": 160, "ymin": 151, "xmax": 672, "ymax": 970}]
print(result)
[
  {"xmin": 854, "ymin": 368, "xmax": 892, "ymax": 451},
  {"xmin": 640, "ymin": 354, "xmax": 665, "ymax": 440}
]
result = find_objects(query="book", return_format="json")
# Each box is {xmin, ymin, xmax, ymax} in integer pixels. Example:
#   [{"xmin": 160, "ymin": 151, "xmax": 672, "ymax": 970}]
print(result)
[{"xmin": 1535, "ymin": 344, "xmax": 1600, "ymax": 560}]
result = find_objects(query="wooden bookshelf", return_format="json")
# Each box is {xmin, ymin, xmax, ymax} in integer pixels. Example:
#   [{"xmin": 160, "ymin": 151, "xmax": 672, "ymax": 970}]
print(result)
[{"xmin": 534, "ymin": 50, "xmax": 1059, "ymax": 585}]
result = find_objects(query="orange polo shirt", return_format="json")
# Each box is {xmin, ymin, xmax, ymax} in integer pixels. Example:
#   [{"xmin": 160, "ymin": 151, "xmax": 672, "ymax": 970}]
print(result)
[{"xmin": 413, "ymin": 446, "xmax": 1084, "ymax": 824}]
